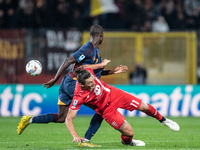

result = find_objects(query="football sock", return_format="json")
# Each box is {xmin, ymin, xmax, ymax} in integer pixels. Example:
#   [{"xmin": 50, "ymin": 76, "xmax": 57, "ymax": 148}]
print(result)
[
  {"xmin": 32, "ymin": 113, "xmax": 58, "ymax": 123},
  {"xmin": 159, "ymin": 116, "xmax": 166, "ymax": 123},
  {"xmin": 145, "ymin": 104, "xmax": 163, "ymax": 121},
  {"xmin": 29, "ymin": 117, "xmax": 33, "ymax": 124},
  {"xmin": 84, "ymin": 113, "xmax": 103, "ymax": 140},
  {"xmin": 121, "ymin": 134, "xmax": 133, "ymax": 144}
]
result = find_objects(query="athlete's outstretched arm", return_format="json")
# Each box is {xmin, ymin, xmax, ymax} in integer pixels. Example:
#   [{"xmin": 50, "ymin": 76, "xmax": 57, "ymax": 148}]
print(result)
[
  {"xmin": 83, "ymin": 59, "xmax": 111, "ymax": 70},
  {"xmin": 43, "ymin": 55, "xmax": 77, "ymax": 88},
  {"xmin": 66, "ymin": 109, "xmax": 84, "ymax": 143},
  {"xmin": 101, "ymin": 65, "xmax": 128, "ymax": 76}
]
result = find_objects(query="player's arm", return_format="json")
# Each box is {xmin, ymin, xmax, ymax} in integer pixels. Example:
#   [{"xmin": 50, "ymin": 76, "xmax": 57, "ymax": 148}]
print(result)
[
  {"xmin": 65, "ymin": 109, "xmax": 84, "ymax": 143},
  {"xmin": 43, "ymin": 55, "xmax": 77, "ymax": 88},
  {"xmin": 101, "ymin": 65, "xmax": 128, "ymax": 76},
  {"xmin": 83, "ymin": 59, "xmax": 111, "ymax": 70}
]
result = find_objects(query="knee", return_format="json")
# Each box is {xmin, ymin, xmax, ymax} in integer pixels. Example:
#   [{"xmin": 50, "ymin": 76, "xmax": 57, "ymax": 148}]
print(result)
[{"xmin": 119, "ymin": 121, "xmax": 134, "ymax": 137}]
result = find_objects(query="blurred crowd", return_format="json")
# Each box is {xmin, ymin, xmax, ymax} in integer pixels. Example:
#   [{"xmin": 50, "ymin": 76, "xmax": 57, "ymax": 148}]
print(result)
[{"xmin": 0, "ymin": 0, "xmax": 200, "ymax": 31}]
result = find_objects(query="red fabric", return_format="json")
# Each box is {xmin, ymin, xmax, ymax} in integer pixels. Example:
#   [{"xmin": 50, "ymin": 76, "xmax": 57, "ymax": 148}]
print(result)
[
  {"xmin": 121, "ymin": 134, "xmax": 132, "ymax": 144},
  {"xmin": 69, "ymin": 67, "xmax": 143, "ymax": 130},
  {"xmin": 103, "ymin": 109, "xmax": 125, "ymax": 130},
  {"xmin": 108, "ymin": 86, "xmax": 142, "ymax": 111},
  {"xmin": 70, "ymin": 67, "xmax": 112, "ymax": 114},
  {"xmin": 145, "ymin": 104, "xmax": 162, "ymax": 120}
]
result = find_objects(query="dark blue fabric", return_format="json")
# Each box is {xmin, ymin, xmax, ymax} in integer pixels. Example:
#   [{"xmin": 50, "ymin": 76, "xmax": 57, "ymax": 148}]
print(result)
[
  {"xmin": 84, "ymin": 113, "xmax": 104, "ymax": 140},
  {"xmin": 32, "ymin": 113, "xmax": 55, "ymax": 123},
  {"xmin": 59, "ymin": 41, "xmax": 103, "ymax": 105},
  {"xmin": 59, "ymin": 75, "xmax": 76, "ymax": 105}
]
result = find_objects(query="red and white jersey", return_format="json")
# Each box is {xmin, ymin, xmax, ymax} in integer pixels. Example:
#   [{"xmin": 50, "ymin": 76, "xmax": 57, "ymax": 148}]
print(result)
[{"xmin": 69, "ymin": 67, "xmax": 111, "ymax": 114}]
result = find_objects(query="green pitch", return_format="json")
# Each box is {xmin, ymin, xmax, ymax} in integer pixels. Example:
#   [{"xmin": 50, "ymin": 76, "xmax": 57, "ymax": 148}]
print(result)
[{"xmin": 0, "ymin": 116, "xmax": 199, "ymax": 150}]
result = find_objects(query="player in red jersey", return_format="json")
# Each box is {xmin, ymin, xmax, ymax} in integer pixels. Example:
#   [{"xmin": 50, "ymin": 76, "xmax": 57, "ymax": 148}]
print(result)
[{"xmin": 66, "ymin": 67, "xmax": 180, "ymax": 146}]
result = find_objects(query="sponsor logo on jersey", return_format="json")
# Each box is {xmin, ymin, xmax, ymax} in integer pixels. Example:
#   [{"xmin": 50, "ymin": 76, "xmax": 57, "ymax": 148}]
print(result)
[
  {"xmin": 73, "ymin": 100, "xmax": 78, "ymax": 106},
  {"xmin": 79, "ymin": 54, "xmax": 85, "ymax": 61}
]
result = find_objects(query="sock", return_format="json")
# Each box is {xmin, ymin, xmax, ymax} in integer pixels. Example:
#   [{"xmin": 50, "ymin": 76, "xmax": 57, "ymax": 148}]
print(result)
[
  {"xmin": 121, "ymin": 134, "xmax": 132, "ymax": 144},
  {"xmin": 32, "ymin": 113, "xmax": 58, "ymax": 123},
  {"xmin": 84, "ymin": 113, "xmax": 103, "ymax": 140},
  {"xmin": 82, "ymin": 138, "xmax": 89, "ymax": 142},
  {"xmin": 29, "ymin": 117, "xmax": 33, "ymax": 124},
  {"xmin": 159, "ymin": 116, "xmax": 166, "ymax": 123},
  {"xmin": 145, "ymin": 104, "xmax": 163, "ymax": 121}
]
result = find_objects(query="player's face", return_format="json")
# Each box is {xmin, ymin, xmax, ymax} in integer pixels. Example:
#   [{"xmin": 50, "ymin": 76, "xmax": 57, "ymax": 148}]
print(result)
[{"xmin": 84, "ymin": 74, "xmax": 95, "ymax": 90}]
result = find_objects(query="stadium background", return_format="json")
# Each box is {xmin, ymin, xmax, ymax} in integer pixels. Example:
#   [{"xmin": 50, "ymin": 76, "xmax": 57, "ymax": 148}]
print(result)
[{"xmin": 0, "ymin": 0, "xmax": 200, "ymax": 117}]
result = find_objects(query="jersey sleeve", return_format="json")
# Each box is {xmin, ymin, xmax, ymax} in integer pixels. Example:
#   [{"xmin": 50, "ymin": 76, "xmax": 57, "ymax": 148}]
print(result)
[
  {"xmin": 69, "ymin": 95, "xmax": 84, "ymax": 110},
  {"xmin": 73, "ymin": 42, "xmax": 93, "ymax": 63}
]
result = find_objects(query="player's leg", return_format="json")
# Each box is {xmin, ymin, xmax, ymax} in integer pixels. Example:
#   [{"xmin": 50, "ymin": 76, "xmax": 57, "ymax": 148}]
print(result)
[
  {"xmin": 17, "ymin": 105, "xmax": 68, "ymax": 135},
  {"xmin": 138, "ymin": 102, "xmax": 180, "ymax": 131},
  {"xmin": 78, "ymin": 113, "xmax": 103, "ymax": 147},
  {"xmin": 111, "ymin": 88, "xmax": 180, "ymax": 132},
  {"xmin": 57, "ymin": 105, "xmax": 69, "ymax": 122},
  {"xmin": 119, "ymin": 120, "xmax": 145, "ymax": 146},
  {"xmin": 17, "ymin": 113, "xmax": 58, "ymax": 135},
  {"xmin": 29, "ymin": 101, "xmax": 69, "ymax": 124},
  {"xmin": 17, "ymin": 96, "xmax": 70, "ymax": 135},
  {"xmin": 84, "ymin": 113, "xmax": 103, "ymax": 140},
  {"xmin": 103, "ymin": 110, "xmax": 145, "ymax": 146}
]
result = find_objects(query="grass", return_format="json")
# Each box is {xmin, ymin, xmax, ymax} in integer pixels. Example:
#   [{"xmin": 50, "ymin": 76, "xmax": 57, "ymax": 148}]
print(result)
[{"xmin": 0, "ymin": 116, "xmax": 200, "ymax": 150}]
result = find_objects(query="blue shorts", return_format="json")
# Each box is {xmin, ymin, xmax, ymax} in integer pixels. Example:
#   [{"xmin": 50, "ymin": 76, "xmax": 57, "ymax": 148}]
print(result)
[{"xmin": 58, "ymin": 74, "xmax": 76, "ymax": 105}]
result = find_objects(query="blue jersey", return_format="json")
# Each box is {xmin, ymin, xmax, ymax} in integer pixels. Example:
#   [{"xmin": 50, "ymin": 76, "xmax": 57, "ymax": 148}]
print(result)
[
  {"xmin": 69, "ymin": 41, "xmax": 103, "ymax": 79},
  {"xmin": 59, "ymin": 41, "xmax": 104, "ymax": 105}
]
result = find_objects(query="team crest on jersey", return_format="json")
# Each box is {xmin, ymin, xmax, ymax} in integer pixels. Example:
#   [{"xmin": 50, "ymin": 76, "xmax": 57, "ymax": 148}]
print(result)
[
  {"xmin": 79, "ymin": 54, "xmax": 85, "ymax": 61},
  {"xmin": 94, "ymin": 85, "xmax": 101, "ymax": 96},
  {"xmin": 73, "ymin": 100, "xmax": 78, "ymax": 106}
]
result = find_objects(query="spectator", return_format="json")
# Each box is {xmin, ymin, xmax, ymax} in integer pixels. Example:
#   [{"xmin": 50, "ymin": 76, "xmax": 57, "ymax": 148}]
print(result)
[
  {"xmin": 161, "ymin": 0, "xmax": 176, "ymax": 29},
  {"xmin": 184, "ymin": 0, "xmax": 200, "ymax": 17},
  {"xmin": 184, "ymin": 0, "xmax": 200, "ymax": 29},
  {"xmin": 152, "ymin": 15, "xmax": 169, "ymax": 32},
  {"xmin": 129, "ymin": 63, "xmax": 147, "ymax": 85},
  {"xmin": 4, "ymin": 0, "xmax": 18, "ymax": 28},
  {"xmin": 0, "ymin": 0, "xmax": 5, "ymax": 28},
  {"xmin": 173, "ymin": 12, "xmax": 187, "ymax": 30},
  {"xmin": 123, "ymin": 0, "xmax": 147, "ymax": 31},
  {"xmin": 141, "ymin": 20, "xmax": 152, "ymax": 32},
  {"xmin": 12, "ymin": 0, "xmax": 37, "ymax": 29},
  {"xmin": 55, "ymin": 0, "xmax": 72, "ymax": 29},
  {"xmin": 35, "ymin": 0, "xmax": 56, "ymax": 28},
  {"xmin": 0, "ymin": 0, "xmax": 200, "ymax": 30},
  {"xmin": 71, "ymin": 8, "xmax": 83, "ymax": 30}
]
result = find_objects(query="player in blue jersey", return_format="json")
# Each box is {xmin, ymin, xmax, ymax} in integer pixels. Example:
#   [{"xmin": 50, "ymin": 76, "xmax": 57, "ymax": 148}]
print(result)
[{"xmin": 17, "ymin": 24, "xmax": 128, "ymax": 147}]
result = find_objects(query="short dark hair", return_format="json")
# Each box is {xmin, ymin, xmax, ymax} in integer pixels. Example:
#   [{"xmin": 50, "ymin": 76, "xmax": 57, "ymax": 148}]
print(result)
[
  {"xmin": 90, "ymin": 24, "xmax": 103, "ymax": 37},
  {"xmin": 75, "ymin": 67, "xmax": 91, "ymax": 85}
]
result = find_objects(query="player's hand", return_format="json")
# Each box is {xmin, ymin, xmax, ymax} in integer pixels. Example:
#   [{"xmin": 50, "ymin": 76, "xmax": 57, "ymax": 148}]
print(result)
[
  {"xmin": 101, "ymin": 59, "xmax": 111, "ymax": 67},
  {"xmin": 43, "ymin": 78, "xmax": 57, "ymax": 89},
  {"xmin": 112, "ymin": 65, "xmax": 128, "ymax": 74},
  {"xmin": 72, "ymin": 136, "xmax": 85, "ymax": 143}
]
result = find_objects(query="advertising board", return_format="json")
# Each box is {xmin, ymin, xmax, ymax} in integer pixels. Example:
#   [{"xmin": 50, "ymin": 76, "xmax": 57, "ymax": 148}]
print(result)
[{"xmin": 0, "ymin": 85, "xmax": 199, "ymax": 117}]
